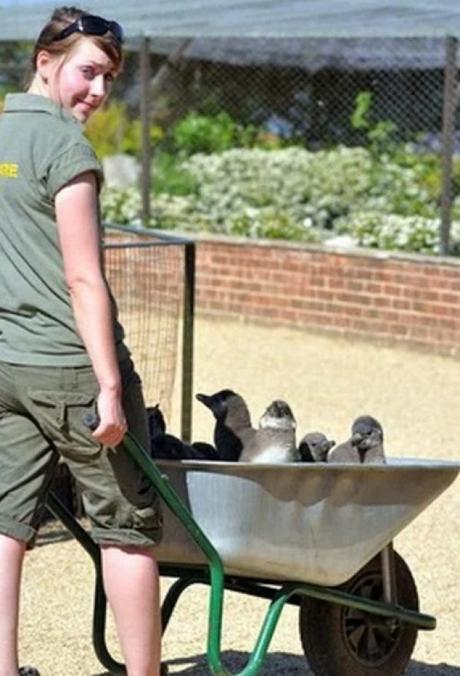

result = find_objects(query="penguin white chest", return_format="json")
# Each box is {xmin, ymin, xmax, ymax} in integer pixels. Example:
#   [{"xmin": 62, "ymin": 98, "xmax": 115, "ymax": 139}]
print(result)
[{"xmin": 249, "ymin": 446, "xmax": 293, "ymax": 464}]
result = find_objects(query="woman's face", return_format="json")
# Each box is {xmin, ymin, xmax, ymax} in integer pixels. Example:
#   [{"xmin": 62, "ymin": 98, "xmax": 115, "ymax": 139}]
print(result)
[{"xmin": 41, "ymin": 38, "xmax": 116, "ymax": 122}]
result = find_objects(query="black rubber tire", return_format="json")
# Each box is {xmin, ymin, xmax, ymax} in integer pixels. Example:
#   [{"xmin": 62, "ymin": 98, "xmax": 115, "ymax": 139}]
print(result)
[{"xmin": 299, "ymin": 550, "xmax": 419, "ymax": 676}]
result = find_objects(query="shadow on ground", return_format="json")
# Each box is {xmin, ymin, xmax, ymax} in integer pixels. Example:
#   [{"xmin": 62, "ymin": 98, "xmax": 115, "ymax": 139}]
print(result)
[
  {"xmin": 35, "ymin": 525, "xmax": 74, "ymax": 547},
  {"xmin": 406, "ymin": 662, "xmax": 460, "ymax": 675},
  {"xmin": 90, "ymin": 652, "xmax": 308, "ymax": 676},
  {"xmin": 92, "ymin": 654, "xmax": 460, "ymax": 676},
  {"xmin": 165, "ymin": 651, "xmax": 309, "ymax": 674},
  {"xmin": 92, "ymin": 656, "xmax": 460, "ymax": 676}
]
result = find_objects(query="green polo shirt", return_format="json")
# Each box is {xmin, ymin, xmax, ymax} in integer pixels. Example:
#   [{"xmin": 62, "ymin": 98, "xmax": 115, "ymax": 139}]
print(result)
[{"xmin": 0, "ymin": 93, "xmax": 129, "ymax": 366}]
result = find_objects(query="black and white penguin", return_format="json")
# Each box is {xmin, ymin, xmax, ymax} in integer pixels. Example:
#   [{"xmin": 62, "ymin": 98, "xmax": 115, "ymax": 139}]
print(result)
[{"xmin": 195, "ymin": 390, "xmax": 251, "ymax": 461}]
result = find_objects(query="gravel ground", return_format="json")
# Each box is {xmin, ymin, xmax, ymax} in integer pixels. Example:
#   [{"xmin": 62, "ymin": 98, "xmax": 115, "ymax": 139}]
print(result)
[{"xmin": 18, "ymin": 318, "xmax": 460, "ymax": 675}]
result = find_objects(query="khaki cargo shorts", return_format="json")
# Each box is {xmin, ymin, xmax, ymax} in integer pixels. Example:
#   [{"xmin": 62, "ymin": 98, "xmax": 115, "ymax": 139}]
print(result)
[{"xmin": 0, "ymin": 358, "xmax": 162, "ymax": 547}]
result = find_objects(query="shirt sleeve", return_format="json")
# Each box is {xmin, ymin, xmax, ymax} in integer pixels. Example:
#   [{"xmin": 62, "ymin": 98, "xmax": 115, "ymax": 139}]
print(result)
[{"xmin": 46, "ymin": 142, "xmax": 103, "ymax": 198}]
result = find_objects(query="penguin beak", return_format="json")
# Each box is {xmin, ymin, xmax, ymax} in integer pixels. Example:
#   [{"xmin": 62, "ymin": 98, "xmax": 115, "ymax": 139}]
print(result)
[{"xmin": 196, "ymin": 393, "xmax": 212, "ymax": 408}]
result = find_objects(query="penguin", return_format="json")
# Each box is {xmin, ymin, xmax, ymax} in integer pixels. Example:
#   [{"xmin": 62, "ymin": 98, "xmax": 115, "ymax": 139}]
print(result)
[
  {"xmin": 254, "ymin": 399, "xmax": 299, "ymax": 463},
  {"xmin": 147, "ymin": 403, "xmax": 166, "ymax": 437},
  {"xmin": 298, "ymin": 432, "xmax": 335, "ymax": 462},
  {"xmin": 196, "ymin": 391, "xmax": 299, "ymax": 463},
  {"xmin": 327, "ymin": 415, "xmax": 386, "ymax": 464},
  {"xmin": 146, "ymin": 404, "xmax": 219, "ymax": 461},
  {"xmin": 195, "ymin": 390, "xmax": 250, "ymax": 461}
]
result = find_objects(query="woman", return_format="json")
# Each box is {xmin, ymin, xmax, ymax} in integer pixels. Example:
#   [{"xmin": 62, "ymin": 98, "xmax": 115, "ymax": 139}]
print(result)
[{"xmin": 0, "ymin": 7, "xmax": 163, "ymax": 675}]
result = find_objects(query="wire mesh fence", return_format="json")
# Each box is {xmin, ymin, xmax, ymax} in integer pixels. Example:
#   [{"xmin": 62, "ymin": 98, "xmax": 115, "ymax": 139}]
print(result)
[
  {"xmin": 103, "ymin": 226, "xmax": 193, "ymax": 429},
  {"xmin": 0, "ymin": 35, "xmax": 458, "ymax": 146},
  {"xmin": 116, "ymin": 35, "xmax": 459, "ymax": 252},
  {"xmin": 144, "ymin": 37, "xmax": 449, "ymax": 151}
]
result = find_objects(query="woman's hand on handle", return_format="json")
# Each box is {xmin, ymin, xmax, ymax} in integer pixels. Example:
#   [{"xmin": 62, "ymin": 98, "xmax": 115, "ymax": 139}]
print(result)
[{"xmin": 92, "ymin": 387, "xmax": 127, "ymax": 447}]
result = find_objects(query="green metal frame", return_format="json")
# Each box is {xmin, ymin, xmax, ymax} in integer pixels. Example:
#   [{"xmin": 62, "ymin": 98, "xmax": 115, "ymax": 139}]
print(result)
[{"xmin": 46, "ymin": 431, "xmax": 436, "ymax": 675}]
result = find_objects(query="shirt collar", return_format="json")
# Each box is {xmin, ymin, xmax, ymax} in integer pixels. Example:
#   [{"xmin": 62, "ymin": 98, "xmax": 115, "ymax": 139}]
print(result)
[{"xmin": 4, "ymin": 93, "xmax": 82, "ymax": 127}]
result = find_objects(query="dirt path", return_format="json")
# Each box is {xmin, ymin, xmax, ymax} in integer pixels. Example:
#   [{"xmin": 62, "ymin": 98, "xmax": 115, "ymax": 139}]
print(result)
[{"xmin": 18, "ymin": 318, "xmax": 460, "ymax": 675}]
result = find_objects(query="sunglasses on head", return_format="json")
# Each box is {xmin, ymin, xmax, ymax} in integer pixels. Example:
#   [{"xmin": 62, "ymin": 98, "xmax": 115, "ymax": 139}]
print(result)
[{"xmin": 52, "ymin": 14, "xmax": 124, "ymax": 45}]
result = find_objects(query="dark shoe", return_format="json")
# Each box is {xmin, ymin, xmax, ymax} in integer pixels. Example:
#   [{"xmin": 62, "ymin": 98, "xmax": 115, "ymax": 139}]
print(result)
[
  {"xmin": 19, "ymin": 669, "xmax": 41, "ymax": 676},
  {"xmin": 160, "ymin": 663, "xmax": 169, "ymax": 675}
]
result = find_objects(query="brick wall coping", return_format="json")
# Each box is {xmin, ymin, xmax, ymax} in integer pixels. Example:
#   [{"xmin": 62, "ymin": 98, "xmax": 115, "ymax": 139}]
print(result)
[{"xmin": 162, "ymin": 229, "xmax": 460, "ymax": 269}]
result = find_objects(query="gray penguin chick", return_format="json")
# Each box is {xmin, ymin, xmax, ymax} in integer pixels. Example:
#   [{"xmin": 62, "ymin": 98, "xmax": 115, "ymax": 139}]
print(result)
[
  {"xmin": 248, "ymin": 399, "xmax": 299, "ymax": 463},
  {"xmin": 298, "ymin": 432, "xmax": 335, "ymax": 462},
  {"xmin": 327, "ymin": 415, "xmax": 386, "ymax": 464}
]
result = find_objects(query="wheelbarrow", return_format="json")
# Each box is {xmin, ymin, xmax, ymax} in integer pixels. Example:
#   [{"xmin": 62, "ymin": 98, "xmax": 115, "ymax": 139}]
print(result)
[{"xmin": 46, "ymin": 431, "xmax": 460, "ymax": 676}]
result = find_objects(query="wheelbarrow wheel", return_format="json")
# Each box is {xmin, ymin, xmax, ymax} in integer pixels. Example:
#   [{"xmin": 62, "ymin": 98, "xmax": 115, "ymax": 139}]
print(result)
[{"xmin": 298, "ymin": 550, "xmax": 419, "ymax": 676}]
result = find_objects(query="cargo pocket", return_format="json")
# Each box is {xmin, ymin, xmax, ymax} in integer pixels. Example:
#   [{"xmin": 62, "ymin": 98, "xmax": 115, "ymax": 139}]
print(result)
[{"xmin": 27, "ymin": 389, "xmax": 101, "ymax": 459}]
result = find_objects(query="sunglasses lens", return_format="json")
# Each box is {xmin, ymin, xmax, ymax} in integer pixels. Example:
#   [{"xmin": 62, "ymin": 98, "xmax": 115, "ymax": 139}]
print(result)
[
  {"xmin": 83, "ymin": 16, "xmax": 124, "ymax": 43},
  {"xmin": 81, "ymin": 16, "xmax": 108, "ymax": 36}
]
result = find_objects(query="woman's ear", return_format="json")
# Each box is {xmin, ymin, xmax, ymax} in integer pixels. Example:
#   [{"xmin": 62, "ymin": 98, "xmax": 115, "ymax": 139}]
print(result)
[{"xmin": 35, "ymin": 49, "xmax": 52, "ymax": 83}]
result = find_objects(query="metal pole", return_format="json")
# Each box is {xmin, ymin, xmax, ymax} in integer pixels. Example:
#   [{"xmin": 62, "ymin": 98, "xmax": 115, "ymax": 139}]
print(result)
[
  {"xmin": 380, "ymin": 543, "xmax": 397, "ymax": 605},
  {"xmin": 140, "ymin": 36, "xmax": 151, "ymax": 228},
  {"xmin": 181, "ymin": 242, "xmax": 195, "ymax": 442},
  {"xmin": 440, "ymin": 35, "xmax": 458, "ymax": 255}
]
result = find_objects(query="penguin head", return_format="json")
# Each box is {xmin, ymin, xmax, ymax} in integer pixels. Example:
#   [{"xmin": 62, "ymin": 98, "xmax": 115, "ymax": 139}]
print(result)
[
  {"xmin": 196, "ymin": 390, "xmax": 240, "ymax": 420},
  {"xmin": 146, "ymin": 403, "xmax": 166, "ymax": 438},
  {"xmin": 299, "ymin": 432, "xmax": 335, "ymax": 462},
  {"xmin": 351, "ymin": 415, "xmax": 384, "ymax": 451},
  {"xmin": 259, "ymin": 400, "xmax": 296, "ymax": 430}
]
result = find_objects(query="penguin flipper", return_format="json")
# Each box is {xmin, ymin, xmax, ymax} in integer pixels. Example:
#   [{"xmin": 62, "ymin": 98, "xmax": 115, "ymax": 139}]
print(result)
[{"xmin": 191, "ymin": 442, "xmax": 220, "ymax": 461}]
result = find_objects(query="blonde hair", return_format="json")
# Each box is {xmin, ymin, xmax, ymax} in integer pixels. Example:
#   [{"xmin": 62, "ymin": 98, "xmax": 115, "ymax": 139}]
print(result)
[{"xmin": 25, "ymin": 6, "xmax": 123, "ymax": 86}]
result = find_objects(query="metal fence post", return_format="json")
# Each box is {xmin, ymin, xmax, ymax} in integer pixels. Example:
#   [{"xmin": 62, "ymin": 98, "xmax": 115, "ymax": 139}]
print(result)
[
  {"xmin": 140, "ymin": 36, "xmax": 151, "ymax": 228},
  {"xmin": 440, "ymin": 35, "xmax": 458, "ymax": 255},
  {"xmin": 181, "ymin": 242, "xmax": 195, "ymax": 442}
]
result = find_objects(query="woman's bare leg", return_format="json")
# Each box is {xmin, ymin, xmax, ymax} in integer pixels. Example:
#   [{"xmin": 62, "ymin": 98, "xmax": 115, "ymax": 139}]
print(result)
[
  {"xmin": 101, "ymin": 545, "xmax": 161, "ymax": 676},
  {"xmin": 0, "ymin": 534, "xmax": 26, "ymax": 676}
]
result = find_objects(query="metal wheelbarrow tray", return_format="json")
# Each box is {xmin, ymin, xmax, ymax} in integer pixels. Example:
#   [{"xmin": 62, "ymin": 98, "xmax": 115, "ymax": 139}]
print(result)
[
  {"xmin": 46, "ymin": 440, "xmax": 460, "ymax": 676},
  {"xmin": 155, "ymin": 456, "xmax": 459, "ymax": 586}
]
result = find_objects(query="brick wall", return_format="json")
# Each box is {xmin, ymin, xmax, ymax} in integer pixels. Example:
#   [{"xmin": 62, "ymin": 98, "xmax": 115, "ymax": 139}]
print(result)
[{"xmin": 194, "ymin": 234, "xmax": 460, "ymax": 356}]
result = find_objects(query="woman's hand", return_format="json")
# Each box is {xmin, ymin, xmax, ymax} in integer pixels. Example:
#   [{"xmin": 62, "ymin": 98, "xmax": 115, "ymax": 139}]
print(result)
[{"xmin": 92, "ymin": 387, "xmax": 127, "ymax": 447}]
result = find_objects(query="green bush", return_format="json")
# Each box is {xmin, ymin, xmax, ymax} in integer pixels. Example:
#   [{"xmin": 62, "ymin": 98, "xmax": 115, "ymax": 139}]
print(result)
[
  {"xmin": 152, "ymin": 153, "xmax": 197, "ymax": 196},
  {"xmin": 100, "ymin": 143, "xmax": 457, "ymax": 255},
  {"xmin": 182, "ymin": 146, "xmax": 373, "ymax": 231},
  {"xmin": 350, "ymin": 90, "xmax": 397, "ymax": 156},
  {"xmin": 172, "ymin": 112, "xmax": 242, "ymax": 155},
  {"xmin": 101, "ymin": 146, "xmax": 372, "ymax": 239},
  {"xmin": 85, "ymin": 102, "xmax": 164, "ymax": 158},
  {"xmin": 101, "ymin": 187, "xmax": 142, "ymax": 226},
  {"xmin": 335, "ymin": 211, "xmax": 442, "ymax": 253}
]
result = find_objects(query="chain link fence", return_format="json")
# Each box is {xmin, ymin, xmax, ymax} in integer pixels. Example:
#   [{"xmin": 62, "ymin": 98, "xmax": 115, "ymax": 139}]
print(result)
[
  {"xmin": 1, "ymin": 36, "xmax": 459, "ymax": 251},
  {"xmin": 145, "ymin": 37, "xmax": 448, "ymax": 150},
  {"xmin": 125, "ymin": 36, "xmax": 459, "ymax": 254}
]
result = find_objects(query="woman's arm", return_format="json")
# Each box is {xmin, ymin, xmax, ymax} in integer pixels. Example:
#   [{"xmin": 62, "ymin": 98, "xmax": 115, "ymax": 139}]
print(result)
[{"xmin": 55, "ymin": 171, "xmax": 127, "ymax": 447}]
